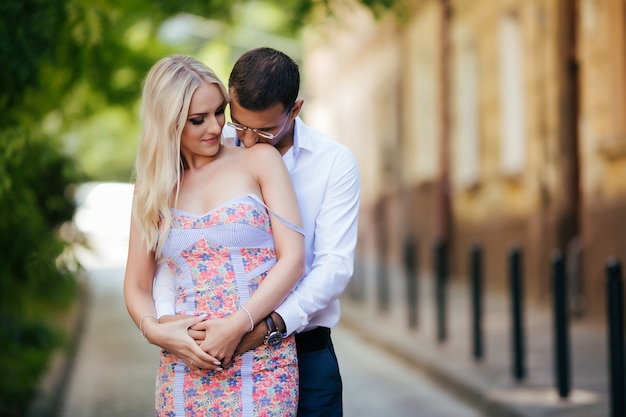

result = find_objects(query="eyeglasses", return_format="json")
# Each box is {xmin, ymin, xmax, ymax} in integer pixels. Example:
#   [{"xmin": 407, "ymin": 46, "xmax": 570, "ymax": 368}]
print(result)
[{"xmin": 227, "ymin": 110, "xmax": 291, "ymax": 141}]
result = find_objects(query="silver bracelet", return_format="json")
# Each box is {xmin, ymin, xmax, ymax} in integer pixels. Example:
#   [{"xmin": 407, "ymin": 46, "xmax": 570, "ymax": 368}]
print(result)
[
  {"xmin": 139, "ymin": 313, "xmax": 157, "ymax": 337},
  {"xmin": 241, "ymin": 306, "xmax": 254, "ymax": 332}
]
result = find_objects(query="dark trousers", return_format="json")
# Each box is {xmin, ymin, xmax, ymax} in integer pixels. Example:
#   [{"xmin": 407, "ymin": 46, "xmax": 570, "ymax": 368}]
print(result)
[{"xmin": 295, "ymin": 328, "xmax": 343, "ymax": 417}]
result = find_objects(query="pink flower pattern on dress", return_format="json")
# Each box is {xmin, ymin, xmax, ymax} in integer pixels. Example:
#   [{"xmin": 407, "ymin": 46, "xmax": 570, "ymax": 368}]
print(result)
[
  {"xmin": 241, "ymin": 248, "xmax": 275, "ymax": 274},
  {"xmin": 175, "ymin": 203, "xmax": 272, "ymax": 232},
  {"xmin": 155, "ymin": 196, "xmax": 298, "ymax": 417}
]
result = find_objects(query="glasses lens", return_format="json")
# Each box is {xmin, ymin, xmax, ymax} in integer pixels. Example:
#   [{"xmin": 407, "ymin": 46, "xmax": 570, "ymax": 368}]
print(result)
[
  {"xmin": 256, "ymin": 131, "xmax": 274, "ymax": 140},
  {"xmin": 228, "ymin": 122, "xmax": 275, "ymax": 140}
]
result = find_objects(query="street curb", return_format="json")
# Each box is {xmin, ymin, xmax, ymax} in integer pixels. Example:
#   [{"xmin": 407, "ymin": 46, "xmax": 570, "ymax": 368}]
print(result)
[
  {"xmin": 339, "ymin": 296, "xmax": 607, "ymax": 417},
  {"xmin": 338, "ymin": 313, "xmax": 524, "ymax": 417},
  {"xmin": 27, "ymin": 274, "xmax": 90, "ymax": 417}
]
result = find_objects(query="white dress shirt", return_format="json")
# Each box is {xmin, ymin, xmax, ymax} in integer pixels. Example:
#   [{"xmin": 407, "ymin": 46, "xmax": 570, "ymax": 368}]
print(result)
[
  {"xmin": 273, "ymin": 118, "xmax": 360, "ymax": 334},
  {"xmin": 153, "ymin": 117, "xmax": 360, "ymax": 335}
]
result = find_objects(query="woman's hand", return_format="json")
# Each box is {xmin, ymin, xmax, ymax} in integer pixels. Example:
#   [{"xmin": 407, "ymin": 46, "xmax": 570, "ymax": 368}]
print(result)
[
  {"xmin": 192, "ymin": 310, "xmax": 252, "ymax": 367},
  {"xmin": 143, "ymin": 315, "xmax": 222, "ymax": 370}
]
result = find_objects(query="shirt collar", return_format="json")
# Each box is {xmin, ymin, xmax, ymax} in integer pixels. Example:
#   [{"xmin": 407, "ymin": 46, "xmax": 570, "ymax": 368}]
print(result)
[{"xmin": 292, "ymin": 117, "xmax": 314, "ymax": 159}]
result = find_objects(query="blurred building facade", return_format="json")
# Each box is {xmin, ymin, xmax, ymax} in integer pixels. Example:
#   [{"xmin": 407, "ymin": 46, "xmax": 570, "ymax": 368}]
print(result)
[{"xmin": 303, "ymin": 0, "xmax": 626, "ymax": 320}]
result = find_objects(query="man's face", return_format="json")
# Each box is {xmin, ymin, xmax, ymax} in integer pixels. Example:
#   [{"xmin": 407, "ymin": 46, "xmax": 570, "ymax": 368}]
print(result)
[{"xmin": 228, "ymin": 94, "xmax": 299, "ymax": 153}]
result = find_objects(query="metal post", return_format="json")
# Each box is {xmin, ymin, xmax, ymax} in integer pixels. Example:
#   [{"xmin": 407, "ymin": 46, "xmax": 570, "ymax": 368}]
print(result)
[
  {"xmin": 470, "ymin": 243, "xmax": 483, "ymax": 361},
  {"xmin": 348, "ymin": 254, "xmax": 365, "ymax": 301},
  {"xmin": 552, "ymin": 250, "xmax": 570, "ymax": 398},
  {"xmin": 377, "ymin": 258, "xmax": 389, "ymax": 313},
  {"xmin": 509, "ymin": 245, "xmax": 526, "ymax": 381},
  {"xmin": 404, "ymin": 236, "xmax": 419, "ymax": 328},
  {"xmin": 376, "ymin": 202, "xmax": 389, "ymax": 313},
  {"xmin": 435, "ymin": 239, "xmax": 447, "ymax": 343},
  {"xmin": 607, "ymin": 257, "xmax": 625, "ymax": 417}
]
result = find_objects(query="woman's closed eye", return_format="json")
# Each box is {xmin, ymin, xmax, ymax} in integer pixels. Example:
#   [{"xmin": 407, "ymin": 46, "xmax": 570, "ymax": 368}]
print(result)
[
  {"xmin": 189, "ymin": 117, "xmax": 206, "ymax": 125},
  {"xmin": 189, "ymin": 105, "xmax": 225, "ymax": 125}
]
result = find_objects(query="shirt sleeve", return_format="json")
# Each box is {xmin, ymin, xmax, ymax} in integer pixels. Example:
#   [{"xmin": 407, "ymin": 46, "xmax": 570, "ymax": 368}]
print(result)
[
  {"xmin": 276, "ymin": 148, "xmax": 360, "ymax": 334},
  {"xmin": 153, "ymin": 263, "xmax": 176, "ymax": 318}
]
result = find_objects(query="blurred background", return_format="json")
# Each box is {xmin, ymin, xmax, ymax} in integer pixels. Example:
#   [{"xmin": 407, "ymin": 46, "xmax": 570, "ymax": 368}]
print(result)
[{"xmin": 2, "ymin": 0, "xmax": 625, "ymax": 416}]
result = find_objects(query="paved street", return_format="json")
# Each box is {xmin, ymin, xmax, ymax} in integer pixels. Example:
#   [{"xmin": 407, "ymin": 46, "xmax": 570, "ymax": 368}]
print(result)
[
  {"xmin": 59, "ymin": 265, "xmax": 483, "ymax": 417},
  {"xmin": 58, "ymin": 182, "xmax": 483, "ymax": 417},
  {"xmin": 338, "ymin": 322, "xmax": 482, "ymax": 417}
]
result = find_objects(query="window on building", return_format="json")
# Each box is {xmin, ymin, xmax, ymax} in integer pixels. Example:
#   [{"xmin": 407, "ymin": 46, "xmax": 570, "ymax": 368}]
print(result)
[
  {"xmin": 454, "ymin": 43, "xmax": 480, "ymax": 187},
  {"xmin": 415, "ymin": 56, "xmax": 439, "ymax": 181},
  {"xmin": 499, "ymin": 12, "xmax": 526, "ymax": 175}
]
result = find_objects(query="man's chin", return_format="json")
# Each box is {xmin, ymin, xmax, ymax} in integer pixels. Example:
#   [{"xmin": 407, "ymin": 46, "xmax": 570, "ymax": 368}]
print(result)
[{"xmin": 243, "ymin": 139, "xmax": 273, "ymax": 148}]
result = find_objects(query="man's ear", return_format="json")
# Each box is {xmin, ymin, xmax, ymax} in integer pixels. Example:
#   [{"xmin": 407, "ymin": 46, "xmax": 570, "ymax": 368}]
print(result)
[{"xmin": 290, "ymin": 99, "xmax": 304, "ymax": 119}]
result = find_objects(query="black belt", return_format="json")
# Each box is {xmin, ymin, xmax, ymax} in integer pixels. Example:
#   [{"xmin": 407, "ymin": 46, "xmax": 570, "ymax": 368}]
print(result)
[{"xmin": 295, "ymin": 327, "xmax": 331, "ymax": 354}]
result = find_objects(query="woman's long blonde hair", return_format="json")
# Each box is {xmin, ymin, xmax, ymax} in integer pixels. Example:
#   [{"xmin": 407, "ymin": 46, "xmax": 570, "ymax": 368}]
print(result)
[{"xmin": 133, "ymin": 55, "xmax": 229, "ymax": 257}]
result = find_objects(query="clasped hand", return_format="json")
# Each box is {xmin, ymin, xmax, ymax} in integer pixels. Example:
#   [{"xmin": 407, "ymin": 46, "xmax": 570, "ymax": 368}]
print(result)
[
  {"xmin": 190, "ymin": 315, "xmax": 245, "ymax": 367},
  {"xmin": 160, "ymin": 314, "xmax": 265, "ymax": 368}
]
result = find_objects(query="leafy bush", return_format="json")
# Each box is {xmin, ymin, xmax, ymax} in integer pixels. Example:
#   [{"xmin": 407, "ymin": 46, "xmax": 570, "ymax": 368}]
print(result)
[
  {"xmin": 0, "ymin": 129, "xmax": 84, "ymax": 416},
  {"xmin": 0, "ymin": 0, "xmax": 398, "ymax": 414}
]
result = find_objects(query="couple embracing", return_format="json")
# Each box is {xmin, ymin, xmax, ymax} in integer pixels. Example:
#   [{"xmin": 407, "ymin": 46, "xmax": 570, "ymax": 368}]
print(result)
[{"xmin": 124, "ymin": 47, "xmax": 360, "ymax": 417}]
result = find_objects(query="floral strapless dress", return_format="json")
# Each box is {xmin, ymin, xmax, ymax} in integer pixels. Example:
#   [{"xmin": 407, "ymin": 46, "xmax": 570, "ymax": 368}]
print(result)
[{"xmin": 155, "ymin": 194, "xmax": 299, "ymax": 417}]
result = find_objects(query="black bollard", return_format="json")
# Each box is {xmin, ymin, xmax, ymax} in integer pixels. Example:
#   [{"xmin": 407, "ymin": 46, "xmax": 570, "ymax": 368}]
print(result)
[
  {"xmin": 434, "ymin": 239, "xmax": 448, "ymax": 343},
  {"xmin": 470, "ymin": 243, "xmax": 484, "ymax": 361},
  {"xmin": 607, "ymin": 257, "xmax": 625, "ymax": 417},
  {"xmin": 404, "ymin": 236, "xmax": 419, "ymax": 329},
  {"xmin": 348, "ymin": 256, "xmax": 365, "ymax": 301},
  {"xmin": 509, "ymin": 245, "xmax": 526, "ymax": 381},
  {"xmin": 552, "ymin": 251, "xmax": 571, "ymax": 399},
  {"xmin": 377, "ymin": 257, "xmax": 389, "ymax": 313}
]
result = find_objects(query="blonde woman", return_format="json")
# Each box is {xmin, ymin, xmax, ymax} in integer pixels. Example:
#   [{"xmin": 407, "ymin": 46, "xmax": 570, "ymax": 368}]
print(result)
[{"xmin": 123, "ymin": 54, "xmax": 304, "ymax": 416}]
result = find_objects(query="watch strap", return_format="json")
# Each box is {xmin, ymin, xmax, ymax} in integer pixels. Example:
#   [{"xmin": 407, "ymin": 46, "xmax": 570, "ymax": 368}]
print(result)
[
  {"xmin": 264, "ymin": 315, "xmax": 281, "ymax": 346},
  {"xmin": 265, "ymin": 315, "xmax": 277, "ymax": 333}
]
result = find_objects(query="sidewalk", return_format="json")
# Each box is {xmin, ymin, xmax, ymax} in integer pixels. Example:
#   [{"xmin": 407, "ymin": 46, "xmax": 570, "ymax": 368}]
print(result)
[
  {"xmin": 28, "ymin": 177, "xmax": 610, "ymax": 416},
  {"xmin": 32, "ymin": 263, "xmax": 484, "ymax": 417},
  {"xmin": 339, "ymin": 263, "xmax": 609, "ymax": 417},
  {"xmin": 31, "ymin": 265, "xmax": 609, "ymax": 416}
]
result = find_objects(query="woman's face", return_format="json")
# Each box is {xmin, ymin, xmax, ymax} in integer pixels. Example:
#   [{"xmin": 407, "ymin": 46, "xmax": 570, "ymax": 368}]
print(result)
[{"xmin": 180, "ymin": 82, "xmax": 227, "ymax": 164}]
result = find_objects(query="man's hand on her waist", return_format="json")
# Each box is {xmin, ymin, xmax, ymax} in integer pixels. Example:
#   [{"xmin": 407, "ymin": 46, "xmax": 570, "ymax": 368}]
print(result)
[
  {"xmin": 232, "ymin": 312, "xmax": 286, "ymax": 356},
  {"xmin": 233, "ymin": 323, "xmax": 264, "ymax": 356}
]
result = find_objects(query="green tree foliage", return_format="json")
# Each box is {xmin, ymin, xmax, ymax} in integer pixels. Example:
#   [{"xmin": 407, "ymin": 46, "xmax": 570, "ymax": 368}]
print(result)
[
  {"xmin": 0, "ymin": 1, "xmax": 88, "ymax": 413},
  {"xmin": 0, "ymin": 0, "xmax": 400, "ymax": 414},
  {"xmin": 0, "ymin": 130, "xmax": 83, "ymax": 416}
]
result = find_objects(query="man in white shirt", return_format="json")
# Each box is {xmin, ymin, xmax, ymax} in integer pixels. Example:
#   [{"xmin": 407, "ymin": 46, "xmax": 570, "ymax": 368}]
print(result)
[{"xmin": 222, "ymin": 47, "xmax": 360, "ymax": 416}]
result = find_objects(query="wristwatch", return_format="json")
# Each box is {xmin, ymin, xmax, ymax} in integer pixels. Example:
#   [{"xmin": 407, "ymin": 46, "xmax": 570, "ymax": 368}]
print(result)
[{"xmin": 264, "ymin": 315, "xmax": 282, "ymax": 347}]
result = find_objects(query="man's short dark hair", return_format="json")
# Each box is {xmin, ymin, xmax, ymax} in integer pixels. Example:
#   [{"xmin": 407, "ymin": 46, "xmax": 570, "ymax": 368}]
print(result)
[{"xmin": 229, "ymin": 47, "xmax": 300, "ymax": 112}]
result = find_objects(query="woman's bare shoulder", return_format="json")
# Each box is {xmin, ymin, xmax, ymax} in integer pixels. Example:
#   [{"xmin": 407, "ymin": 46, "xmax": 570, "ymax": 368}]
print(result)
[
  {"xmin": 244, "ymin": 143, "xmax": 281, "ymax": 161},
  {"xmin": 221, "ymin": 144, "xmax": 282, "ymax": 169}
]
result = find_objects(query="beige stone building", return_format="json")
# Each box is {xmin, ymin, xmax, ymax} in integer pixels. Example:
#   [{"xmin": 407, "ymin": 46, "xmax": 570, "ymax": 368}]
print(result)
[{"xmin": 303, "ymin": 0, "xmax": 626, "ymax": 320}]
